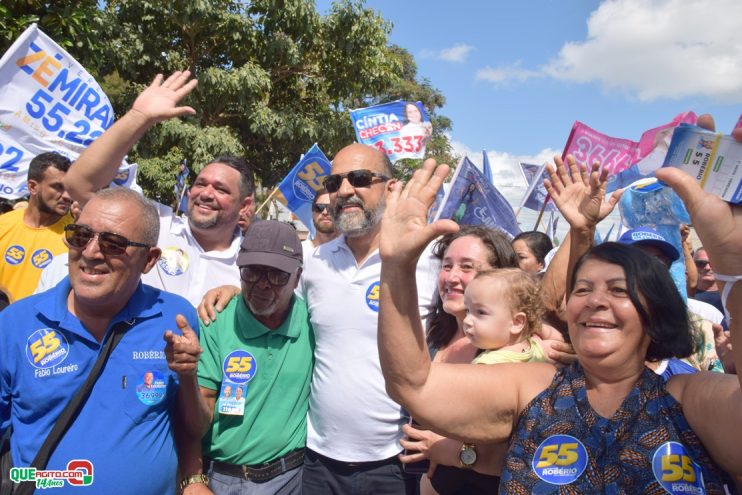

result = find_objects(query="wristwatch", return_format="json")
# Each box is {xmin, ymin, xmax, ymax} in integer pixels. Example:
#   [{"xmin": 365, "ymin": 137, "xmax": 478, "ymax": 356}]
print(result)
[
  {"xmin": 458, "ymin": 443, "xmax": 477, "ymax": 469},
  {"xmin": 178, "ymin": 474, "xmax": 209, "ymax": 493}
]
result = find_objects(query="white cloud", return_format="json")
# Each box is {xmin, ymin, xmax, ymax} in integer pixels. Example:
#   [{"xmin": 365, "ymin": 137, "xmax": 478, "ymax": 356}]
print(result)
[
  {"xmin": 475, "ymin": 64, "xmax": 540, "ymax": 85},
  {"xmin": 475, "ymin": 0, "xmax": 742, "ymax": 103},
  {"xmin": 420, "ymin": 43, "xmax": 474, "ymax": 63},
  {"xmin": 544, "ymin": 0, "xmax": 742, "ymax": 102}
]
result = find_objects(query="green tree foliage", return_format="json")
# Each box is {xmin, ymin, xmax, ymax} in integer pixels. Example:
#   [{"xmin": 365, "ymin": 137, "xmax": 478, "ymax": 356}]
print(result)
[
  {"xmin": 0, "ymin": 1, "xmax": 105, "ymax": 75},
  {"xmin": 1, "ymin": 0, "xmax": 455, "ymax": 202}
]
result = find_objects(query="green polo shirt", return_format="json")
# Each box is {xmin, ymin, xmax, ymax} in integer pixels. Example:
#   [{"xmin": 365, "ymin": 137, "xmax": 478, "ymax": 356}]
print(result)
[{"xmin": 198, "ymin": 294, "xmax": 314, "ymax": 465}]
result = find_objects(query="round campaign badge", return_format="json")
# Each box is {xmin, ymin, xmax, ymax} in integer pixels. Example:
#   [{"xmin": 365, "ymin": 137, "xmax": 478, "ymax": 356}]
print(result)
[
  {"xmin": 532, "ymin": 434, "xmax": 588, "ymax": 485},
  {"xmin": 25, "ymin": 329, "xmax": 69, "ymax": 369},
  {"xmin": 222, "ymin": 350, "xmax": 257, "ymax": 385},
  {"xmin": 113, "ymin": 168, "xmax": 131, "ymax": 186},
  {"xmin": 4, "ymin": 245, "xmax": 25, "ymax": 265},
  {"xmin": 365, "ymin": 281, "xmax": 380, "ymax": 312},
  {"xmin": 135, "ymin": 370, "xmax": 167, "ymax": 405},
  {"xmin": 31, "ymin": 248, "xmax": 53, "ymax": 269},
  {"xmin": 158, "ymin": 247, "xmax": 190, "ymax": 276},
  {"xmin": 652, "ymin": 441, "xmax": 706, "ymax": 495}
]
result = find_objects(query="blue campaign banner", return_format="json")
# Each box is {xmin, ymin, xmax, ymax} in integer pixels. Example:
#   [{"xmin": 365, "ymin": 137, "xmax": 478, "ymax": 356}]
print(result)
[
  {"xmin": 276, "ymin": 144, "xmax": 332, "ymax": 237},
  {"xmin": 349, "ymin": 100, "xmax": 432, "ymax": 163},
  {"xmin": 0, "ymin": 24, "xmax": 135, "ymax": 198},
  {"xmin": 434, "ymin": 157, "xmax": 520, "ymax": 239}
]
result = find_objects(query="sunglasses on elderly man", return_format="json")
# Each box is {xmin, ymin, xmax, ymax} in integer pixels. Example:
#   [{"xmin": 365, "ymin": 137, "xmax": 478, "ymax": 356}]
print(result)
[
  {"xmin": 64, "ymin": 224, "xmax": 152, "ymax": 255},
  {"xmin": 312, "ymin": 203, "xmax": 330, "ymax": 214},
  {"xmin": 322, "ymin": 169, "xmax": 390, "ymax": 193}
]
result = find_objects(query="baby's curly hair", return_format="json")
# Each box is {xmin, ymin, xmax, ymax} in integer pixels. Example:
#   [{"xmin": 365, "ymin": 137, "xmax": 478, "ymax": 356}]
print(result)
[{"xmin": 472, "ymin": 268, "xmax": 544, "ymax": 338}]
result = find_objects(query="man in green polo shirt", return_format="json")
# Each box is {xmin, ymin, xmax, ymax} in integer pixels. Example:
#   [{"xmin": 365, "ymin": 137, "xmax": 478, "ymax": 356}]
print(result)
[{"xmin": 170, "ymin": 220, "xmax": 314, "ymax": 495}]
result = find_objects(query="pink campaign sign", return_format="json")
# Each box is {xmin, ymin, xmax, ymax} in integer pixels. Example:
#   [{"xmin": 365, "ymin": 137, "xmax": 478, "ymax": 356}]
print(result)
[
  {"xmin": 562, "ymin": 112, "xmax": 697, "ymax": 179},
  {"xmin": 562, "ymin": 122, "xmax": 637, "ymax": 177}
]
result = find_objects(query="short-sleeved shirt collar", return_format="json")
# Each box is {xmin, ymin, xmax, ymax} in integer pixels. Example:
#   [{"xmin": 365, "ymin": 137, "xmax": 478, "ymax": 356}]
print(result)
[
  {"xmin": 234, "ymin": 295, "xmax": 301, "ymax": 340},
  {"xmin": 35, "ymin": 276, "xmax": 163, "ymax": 344}
]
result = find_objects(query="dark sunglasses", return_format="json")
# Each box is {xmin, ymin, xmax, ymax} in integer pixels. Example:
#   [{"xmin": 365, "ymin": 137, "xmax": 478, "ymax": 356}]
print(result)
[
  {"xmin": 323, "ymin": 169, "xmax": 390, "ymax": 193},
  {"xmin": 312, "ymin": 203, "xmax": 330, "ymax": 214},
  {"xmin": 694, "ymin": 259, "xmax": 711, "ymax": 269},
  {"xmin": 64, "ymin": 224, "xmax": 151, "ymax": 255},
  {"xmin": 240, "ymin": 266, "xmax": 292, "ymax": 286}
]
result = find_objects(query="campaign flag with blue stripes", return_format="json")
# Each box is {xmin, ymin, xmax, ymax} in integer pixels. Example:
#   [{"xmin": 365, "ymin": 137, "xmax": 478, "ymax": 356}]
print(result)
[
  {"xmin": 276, "ymin": 144, "xmax": 332, "ymax": 237},
  {"xmin": 434, "ymin": 156, "xmax": 520, "ymax": 239}
]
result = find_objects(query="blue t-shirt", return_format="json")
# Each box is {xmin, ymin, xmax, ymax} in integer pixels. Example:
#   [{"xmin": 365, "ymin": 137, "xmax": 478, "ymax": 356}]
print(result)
[{"xmin": 0, "ymin": 278, "xmax": 198, "ymax": 494}]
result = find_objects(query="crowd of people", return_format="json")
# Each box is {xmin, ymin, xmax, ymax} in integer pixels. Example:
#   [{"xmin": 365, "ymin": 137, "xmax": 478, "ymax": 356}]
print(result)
[{"xmin": 0, "ymin": 69, "xmax": 739, "ymax": 495}]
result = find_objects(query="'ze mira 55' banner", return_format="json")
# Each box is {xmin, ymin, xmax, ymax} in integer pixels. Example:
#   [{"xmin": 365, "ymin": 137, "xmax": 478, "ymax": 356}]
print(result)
[{"xmin": 0, "ymin": 24, "xmax": 135, "ymax": 199}]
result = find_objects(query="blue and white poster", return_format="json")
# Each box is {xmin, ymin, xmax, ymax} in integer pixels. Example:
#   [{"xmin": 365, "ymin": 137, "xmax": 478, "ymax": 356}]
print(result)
[
  {"xmin": 0, "ymin": 24, "xmax": 136, "ymax": 199},
  {"xmin": 349, "ymin": 100, "xmax": 432, "ymax": 163}
]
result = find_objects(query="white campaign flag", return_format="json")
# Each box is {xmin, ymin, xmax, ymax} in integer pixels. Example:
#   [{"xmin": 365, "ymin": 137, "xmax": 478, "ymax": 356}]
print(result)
[{"xmin": 0, "ymin": 24, "xmax": 138, "ymax": 199}]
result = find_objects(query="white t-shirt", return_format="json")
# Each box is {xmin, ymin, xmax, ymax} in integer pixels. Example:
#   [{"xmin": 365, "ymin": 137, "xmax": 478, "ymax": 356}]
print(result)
[
  {"xmin": 141, "ymin": 204, "xmax": 242, "ymax": 307},
  {"xmin": 301, "ymin": 238, "xmax": 316, "ymax": 269},
  {"xmin": 301, "ymin": 235, "xmax": 438, "ymax": 462}
]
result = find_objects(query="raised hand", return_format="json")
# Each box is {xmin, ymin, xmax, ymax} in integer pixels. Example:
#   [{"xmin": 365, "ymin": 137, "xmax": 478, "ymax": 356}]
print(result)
[
  {"xmin": 164, "ymin": 314, "xmax": 202, "ymax": 376},
  {"xmin": 131, "ymin": 71, "xmax": 198, "ymax": 123},
  {"xmin": 379, "ymin": 159, "xmax": 458, "ymax": 265},
  {"xmin": 544, "ymin": 155, "xmax": 622, "ymax": 232}
]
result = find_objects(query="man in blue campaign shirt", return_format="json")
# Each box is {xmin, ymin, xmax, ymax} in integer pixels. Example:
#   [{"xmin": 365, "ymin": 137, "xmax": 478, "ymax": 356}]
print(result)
[{"xmin": 0, "ymin": 188, "xmax": 199, "ymax": 494}]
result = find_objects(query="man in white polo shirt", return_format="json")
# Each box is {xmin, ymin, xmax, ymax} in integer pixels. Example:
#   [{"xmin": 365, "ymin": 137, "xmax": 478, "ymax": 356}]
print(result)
[
  {"xmin": 64, "ymin": 71, "xmax": 254, "ymax": 306},
  {"xmin": 300, "ymin": 143, "xmax": 438, "ymax": 494}
]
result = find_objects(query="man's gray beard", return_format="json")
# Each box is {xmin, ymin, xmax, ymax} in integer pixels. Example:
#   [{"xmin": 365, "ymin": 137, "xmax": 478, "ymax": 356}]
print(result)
[
  {"xmin": 333, "ymin": 197, "xmax": 385, "ymax": 238},
  {"xmin": 246, "ymin": 298, "xmax": 280, "ymax": 317}
]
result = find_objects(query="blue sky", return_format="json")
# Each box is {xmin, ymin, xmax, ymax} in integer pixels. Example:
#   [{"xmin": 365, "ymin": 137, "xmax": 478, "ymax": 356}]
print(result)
[{"xmin": 318, "ymin": 0, "xmax": 741, "ymax": 233}]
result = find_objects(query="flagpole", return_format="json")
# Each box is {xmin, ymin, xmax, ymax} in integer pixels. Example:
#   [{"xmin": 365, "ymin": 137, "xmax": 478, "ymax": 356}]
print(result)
[
  {"xmin": 533, "ymin": 194, "xmax": 550, "ymax": 231},
  {"xmin": 176, "ymin": 180, "xmax": 188, "ymax": 213},
  {"xmin": 256, "ymin": 187, "xmax": 279, "ymax": 215}
]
